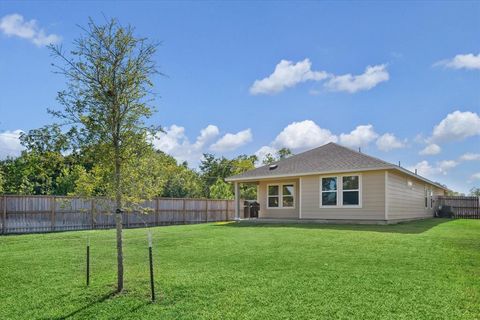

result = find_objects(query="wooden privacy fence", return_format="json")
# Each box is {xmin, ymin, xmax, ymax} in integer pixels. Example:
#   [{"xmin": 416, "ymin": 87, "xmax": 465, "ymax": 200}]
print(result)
[
  {"xmin": 0, "ymin": 195, "xmax": 235, "ymax": 234},
  {"xmin": 436, "ymin": 196, "xmax": 480, "ymax": 219}
]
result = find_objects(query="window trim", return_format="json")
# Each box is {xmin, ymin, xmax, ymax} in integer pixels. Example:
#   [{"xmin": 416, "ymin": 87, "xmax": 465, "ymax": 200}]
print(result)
[
  {"xmin": 424, "ymin": 186, "xmax": 428, "ymax": 209},
  {"xmin": 429, "ymin": 189, "xmax": 434, "ymax": 209},
  {"xmin": 320, "ymin": 176, "xmax": 338, "ymax": 207},
  {"xmin": 320, "ymin": 174, "xmax": 362, "ymax": 208},
  {"xmin": 426, "ymin": 188, "xmax": 434, "ymax": 209},
  {"xmin": 267, "ymin": 182, "xmax": 296, "ymax": 209}
]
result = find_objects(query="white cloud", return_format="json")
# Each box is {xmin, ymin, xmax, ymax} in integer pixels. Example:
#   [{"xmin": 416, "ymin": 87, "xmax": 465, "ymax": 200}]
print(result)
[
  {"xmin": 260, "ymin": 121, "xmax": 396, "ymax": 157},
  {"xmin": 460, "ymin": 153, "xmax": 480, "ymax": 161},
  {"xmin": 339, "ymin": 124, "xmax": 378, "ymax": 148},
  {"xmin": 376, "ymin": 133, "xmax": 405, "ymax": 152},
  {"xmin": 408, "ymin": 161, "xmax": 438, "ymax": 177},
  {"xmin": 324, "ymin": 64, "xmax": 389, "ymax": 93},
  {"xmin": 471, "ymin": 172, "xmax": 480, "ymax": 180},
  {"xmin": 430, "ymin": 110, "xmax": 480, "ymax": 143},
  {"xmin": 0, "ymin": 13, "xmax": 61, "ymax": 47},
  {"xmin": 249, "ymin": 59, "xmax": 328, "ymax": 95},
  {"xmin": 255, "ymin": 145, "xmax": 278, "ymax": 164},
  {"xmin": 438, "ymin": 160, "xmax": 459, "ymax": 173},
  {"xmin": 272, "ymin": 120, "xmax": 338, "ymax": 151},
  {"xmin": 419, "ymin": 144, "xmax": 441, "ymax": 155},
  {"xmin": 193, "ymin": 125, "xmax": 220, "ymax": 149},
  {"xmin": 408, "ymin": 159, "xmax": 458, "ymax": 178},
  {"xmin": 152, "ymin": 124, "xmax": 252, "ymax": 164},
  {"xmin": 152, "ymin": 124, "xmax": 219, "ymax": 164},
  {"xmin": 0, "ymin": 129, "xmax": 24, "ymax": 159},
  {"xmin": 210, "ymin": 129, "xmax": 252, "ymax": 152},
  {"xmin": 435, "ymin": 53, "xmax": 480, "ymax": 70}
]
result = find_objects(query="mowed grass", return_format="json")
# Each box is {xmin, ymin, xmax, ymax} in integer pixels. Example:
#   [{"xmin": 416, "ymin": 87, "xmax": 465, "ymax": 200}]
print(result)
[{"xmin": 0, "ymin": 219, "xmax": 479, "ymax": 319}]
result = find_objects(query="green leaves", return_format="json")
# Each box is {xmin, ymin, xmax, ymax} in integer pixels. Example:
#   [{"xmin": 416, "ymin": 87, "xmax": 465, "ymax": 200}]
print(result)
[
  {"xmin": 262, "ymin": 148, "xmax": 293, "ymax": 165},
  {"xmin": 46, "ymin": 17, "xmax": 162, "ymax": 207},
  {"xmin": 209, "ymin": 178, "xmax": 234, "ymax": 200}
]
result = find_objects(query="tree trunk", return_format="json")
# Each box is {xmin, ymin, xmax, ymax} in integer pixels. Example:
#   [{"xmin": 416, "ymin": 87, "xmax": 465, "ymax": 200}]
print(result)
[{"xmin": 114, "ymin": 144, "xmax": 124, "ymax": 293}]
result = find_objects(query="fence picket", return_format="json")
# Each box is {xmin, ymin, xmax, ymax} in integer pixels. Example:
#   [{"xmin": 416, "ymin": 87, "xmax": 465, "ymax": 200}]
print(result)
[
  {"xmin": 436, "ymin": 196, "xmax": 480, "ymax": 219},
  {"xmin": 0, "ymin": 195, "xmax": 235, "ymax": 234}
]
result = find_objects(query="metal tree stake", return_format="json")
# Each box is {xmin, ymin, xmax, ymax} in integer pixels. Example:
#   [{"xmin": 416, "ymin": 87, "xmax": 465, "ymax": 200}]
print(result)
[
  {"xmin": 148, "ymin": 230, "xmax": 155, "ymax": 301},
  {"xmin": 86, "ymin": 236, "xmax": 90, "ymax": 286}
]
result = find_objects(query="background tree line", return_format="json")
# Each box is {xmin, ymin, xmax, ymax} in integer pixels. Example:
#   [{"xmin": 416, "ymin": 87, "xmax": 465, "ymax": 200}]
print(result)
[{"xmin": 0, "ymin": 128, "xmax": 293, "ymax": 199}]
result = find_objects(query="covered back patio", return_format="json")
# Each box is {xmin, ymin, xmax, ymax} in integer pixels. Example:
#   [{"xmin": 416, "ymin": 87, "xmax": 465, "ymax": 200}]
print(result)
[{"xmin": 232, "ymin": 178, "xmax": 300, "ymax": 220}]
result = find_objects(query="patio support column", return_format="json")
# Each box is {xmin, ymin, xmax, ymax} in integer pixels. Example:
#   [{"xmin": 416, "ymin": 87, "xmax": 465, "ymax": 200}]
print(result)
[{"xmin": 234, "ymin": 182, "xmax": 240, "ymax": 220}]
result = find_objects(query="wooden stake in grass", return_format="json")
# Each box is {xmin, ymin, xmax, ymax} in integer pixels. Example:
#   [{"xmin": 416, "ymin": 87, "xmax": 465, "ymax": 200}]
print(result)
[
  {"xmin": 148, "ymin": 230, "xmax": 155, "ymax": 302},
  {"xmin": 86, "ymin": 236, "xmax": 90, "ymax": 286}
]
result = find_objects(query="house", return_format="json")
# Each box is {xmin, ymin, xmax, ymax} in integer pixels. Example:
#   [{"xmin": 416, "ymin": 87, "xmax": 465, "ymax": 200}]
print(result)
[{"xmin": 226, "ymin": 142, "xmax": 448, "ymax": 224}]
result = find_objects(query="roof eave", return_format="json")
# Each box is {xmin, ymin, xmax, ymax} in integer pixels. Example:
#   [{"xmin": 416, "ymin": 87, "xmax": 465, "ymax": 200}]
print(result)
[
  {"xmin": 225, "ymin": 166, "xmax": 395, "ymax": 182},
  {"xmin": 392, "ymin": 167, "xmax": 449, "ymax": 191},
  {"xmin": 226, "ymin": 166, "xmax": 449, "ymax": 191}
]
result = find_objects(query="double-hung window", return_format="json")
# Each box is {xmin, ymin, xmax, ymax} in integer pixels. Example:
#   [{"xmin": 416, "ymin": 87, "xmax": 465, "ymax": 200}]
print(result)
[
  {"xmin": 342, "ymin": 176, "xmax": 360, "ymax": 206},
  {"xmin": 268, "ymin": 183, "xmax": 295, "ymax": 208},
  {"xmin": 321, "ymin": 175, "xmax": 361, "ymax": 207},
  {"xmin": 321, "ymin": 177, "xmax": 338, "ymax": 206}
]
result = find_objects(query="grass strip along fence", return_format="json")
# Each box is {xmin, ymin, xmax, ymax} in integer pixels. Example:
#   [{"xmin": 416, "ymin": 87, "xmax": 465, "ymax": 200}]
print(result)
[
  {"xmin": 436, "ymin": 196, "xmax": 480, "ymax": 219},
  {"xmin": 0, "ymin": 195, "xmax": 235, "ymax": 234}
]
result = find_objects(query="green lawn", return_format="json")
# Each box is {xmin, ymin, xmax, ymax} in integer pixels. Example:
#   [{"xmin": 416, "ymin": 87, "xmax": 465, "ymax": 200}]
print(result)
[{"xmin": 0, "ymin": 219, "xmax": 479, "ymax": 319}]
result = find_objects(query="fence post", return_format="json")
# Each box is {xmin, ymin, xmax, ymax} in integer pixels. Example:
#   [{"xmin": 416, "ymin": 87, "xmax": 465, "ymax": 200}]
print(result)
[
  {"xmin": 50, "ymin": 196, "xmax": 56, "ymax": 231},
  {"xmin": 91, "ymin": 199, "xmax": 95, "ymax": 230},
  {"xmin": 225, "ymin": 200, "xmax": 229, "ymax": 221},
  {"xmin": 2, "ymin": 195, "xmax": 6, "ymax": 234},
  {"xmin": 182, "ymin": 199, "xmax": 186, "ymax": 225},
  {"xmin": 155, "ymin": 198, "xmax": 159, "ymax": 226},
  {"xmin": 205, "ymin": 199, "xmax": 208, "ymax": 223},
  {"xmin": 477, "ymin": 196, "xmax": 480, "ymax": 219}
]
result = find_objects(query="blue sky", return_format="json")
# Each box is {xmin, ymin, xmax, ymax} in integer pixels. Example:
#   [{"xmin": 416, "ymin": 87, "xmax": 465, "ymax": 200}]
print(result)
[{"xmin": 0, "ymin": 1, "xmax": 479, "ymax": 193}]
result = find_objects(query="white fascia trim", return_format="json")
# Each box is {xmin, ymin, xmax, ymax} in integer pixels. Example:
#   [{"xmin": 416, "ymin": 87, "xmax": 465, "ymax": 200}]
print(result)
[
  {"xmin": 227, "ymin": 166, "xmax": 448, "ymax": 191},
  {"xmin": 227, "ymin": 167, "xmax": 387, "ymax": 182}
]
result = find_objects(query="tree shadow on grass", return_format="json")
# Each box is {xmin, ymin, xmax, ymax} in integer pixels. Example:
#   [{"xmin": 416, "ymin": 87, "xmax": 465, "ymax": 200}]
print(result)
[
  {"xmin": 214, "ymin": 218, "xmax": 452, "ymax": 234},
  {"xmin": 109, "ymin": 302, "xmax": 151, "ymax": 320},
  {"xmin": 47, "ymin": 291, "xmax": 117, "ymax": 320}
]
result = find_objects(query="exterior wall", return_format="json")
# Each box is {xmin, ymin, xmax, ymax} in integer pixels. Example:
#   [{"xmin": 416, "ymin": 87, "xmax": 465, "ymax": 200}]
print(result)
[
  {"xmin": 300, "ymin": 170, "xmax": 386, "ymax": 220},
  {"xmin": 254, "ymin": 169, "xmax": 446, "ymax": 221},
  {"xmin": 386, "ymin": 170, "xmax": 446, "ymax": 220},
  {"xmin": 257, "ymin": 178, "xmax": 299, "ymax": 219}
]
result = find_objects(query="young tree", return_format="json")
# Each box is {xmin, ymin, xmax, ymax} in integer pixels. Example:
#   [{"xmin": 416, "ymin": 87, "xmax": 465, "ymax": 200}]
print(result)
[{"xmin": 48, "ymin": 18, "xmax": 160, "ymax": 292}]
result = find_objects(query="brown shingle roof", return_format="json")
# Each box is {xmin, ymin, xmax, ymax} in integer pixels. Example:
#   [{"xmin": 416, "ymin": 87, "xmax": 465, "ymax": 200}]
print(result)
[{"xmin": 226, "ymin": 142, "xmax": 448, "ymax": 190}]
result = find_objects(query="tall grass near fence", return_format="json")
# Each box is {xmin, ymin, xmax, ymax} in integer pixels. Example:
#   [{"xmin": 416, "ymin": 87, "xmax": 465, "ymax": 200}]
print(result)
[{"xmin": 0, "ymin": 195, "xmax": 235, "ymax": 234}]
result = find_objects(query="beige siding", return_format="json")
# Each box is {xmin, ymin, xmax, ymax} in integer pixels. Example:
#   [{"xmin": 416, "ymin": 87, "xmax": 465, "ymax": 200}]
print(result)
[
  {"xmin": 258, "ymin": 179, "xmax": 299, "ymax": 219},
  {"xmin": 386, "ymin": 170, "xmax": 446, "ymax": 220},
  {"xmin": 254, "ymin": 169, "xmax": 446, "ymax": 221},
  {"xmin": 300, "ymin": 170, "xmax": 386, "ymax": 220}
]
